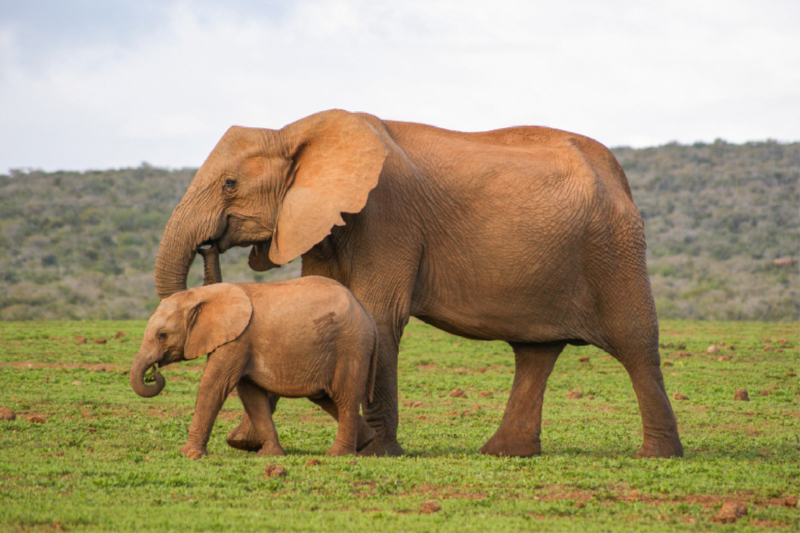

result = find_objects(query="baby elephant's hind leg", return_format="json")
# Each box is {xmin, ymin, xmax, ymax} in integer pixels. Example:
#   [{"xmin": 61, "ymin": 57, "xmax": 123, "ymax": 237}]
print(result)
[
  {"xmin": 310, "ymin": 397, "xmax": 376, "ymax": 452},
  {"xmin": 311, "ymin": 396, "xmax": 372, "ymax": 456},
  {"xmin": 236, "ymin": 379, "xmax": 284, "ymax": 456}
]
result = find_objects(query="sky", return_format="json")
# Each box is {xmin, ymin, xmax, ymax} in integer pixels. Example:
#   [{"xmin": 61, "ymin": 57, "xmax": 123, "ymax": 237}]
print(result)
[{"xmin": 0, "ymin": 0, "xmax": 798, "ymax": 173}]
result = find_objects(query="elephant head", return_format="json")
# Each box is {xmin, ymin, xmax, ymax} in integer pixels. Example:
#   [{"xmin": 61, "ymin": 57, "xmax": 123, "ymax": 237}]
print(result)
[
  {"xmin": 130, "ymin": 284, "xmax": 253, "ymax": 398},
  {"xmin": 154, "ymin": 110, "xmax": 390, "ymax": 299}
]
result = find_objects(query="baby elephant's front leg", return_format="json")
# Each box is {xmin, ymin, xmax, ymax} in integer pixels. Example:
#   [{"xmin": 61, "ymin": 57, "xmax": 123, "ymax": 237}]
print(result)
[{"xmin": 182, "ymin": 361, "xmax": 239, "ymax": 459}]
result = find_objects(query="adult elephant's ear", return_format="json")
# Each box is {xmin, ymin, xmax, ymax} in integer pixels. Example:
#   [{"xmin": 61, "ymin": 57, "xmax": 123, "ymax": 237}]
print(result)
[
  {"xmin": 269, "ymin": 110, "xmax": 389, "ymax": 265},
  {"xmin": 183, "ymin": 284, "xmax": 253, "ymax": 360}
]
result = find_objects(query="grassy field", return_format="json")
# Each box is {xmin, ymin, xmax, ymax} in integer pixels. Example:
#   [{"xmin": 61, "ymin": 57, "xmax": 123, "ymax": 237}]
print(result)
[{"xmin": 0, "ymin": 318, "xmax": 798, "ymax": 532}]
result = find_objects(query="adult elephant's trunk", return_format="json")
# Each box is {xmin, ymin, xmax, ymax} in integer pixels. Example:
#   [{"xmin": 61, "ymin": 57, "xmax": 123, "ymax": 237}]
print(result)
[
  {"xmin": 129, "ymin": 349, "xmax": 166, "ymax": 398},
  {"xmin": 154, "ymin": 205, "xmax": 199, "ymax": 300},
  {"xmin": 198, "ymin": 243, "xmax": 222, "ymax": 286}
]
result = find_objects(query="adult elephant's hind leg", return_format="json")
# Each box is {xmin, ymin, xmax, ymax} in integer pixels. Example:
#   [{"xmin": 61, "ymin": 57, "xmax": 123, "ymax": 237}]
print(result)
[
  {"xmin": 594, "ymin": 210, "xmax": 683, "ymax": 458},
  {"xmin": 480, "ymin": 342, "xmax": 565, "ymax": 457},
  {"xmin": 612, "ymin": 341, "xmax": 684, "ymax": 458}
]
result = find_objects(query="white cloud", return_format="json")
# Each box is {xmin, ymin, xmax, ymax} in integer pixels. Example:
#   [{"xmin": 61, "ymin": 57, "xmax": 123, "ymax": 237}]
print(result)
[{"xmin": 0, "ymin": 0, "xmax": 798, "ymax": 172}]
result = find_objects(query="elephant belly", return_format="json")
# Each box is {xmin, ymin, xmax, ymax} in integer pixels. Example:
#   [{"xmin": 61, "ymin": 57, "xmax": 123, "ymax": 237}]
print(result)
[
  {"xmin": 244, "ymin": 348, "xmax": 331, "ymax": 399},
  {"xmin": 246, "ymin": 370, "xmax": 322, "ymax": 399},
  {"xmin": 414, "ymin": 298, "xmax": 582, "ymax": 343},
  {"xmin": 410, "ymin": 250, "xmax": 596, "ymax": 343}
]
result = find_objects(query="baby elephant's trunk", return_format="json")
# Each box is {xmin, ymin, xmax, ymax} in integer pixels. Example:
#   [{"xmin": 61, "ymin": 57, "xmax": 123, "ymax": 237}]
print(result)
[{"xmin": 129, "ymin": 349, "xmax": 166, "ymax": 398}]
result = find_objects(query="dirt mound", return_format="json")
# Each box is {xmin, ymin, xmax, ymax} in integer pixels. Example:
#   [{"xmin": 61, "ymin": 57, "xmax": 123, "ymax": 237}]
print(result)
[
  {"xmin": 265, "ymin": 464, "xmax": 287, "ymax": 478},
  {"xmin": 713, "ymin": 502, "xmax": 747, "ymax": 523},
  {"xmin": 420, "ymin": 500, "xmax": 441, "ymax": 514},
  {"xmin": 734, "ymin": 388, "xmax": 750, "ymax": 401}
]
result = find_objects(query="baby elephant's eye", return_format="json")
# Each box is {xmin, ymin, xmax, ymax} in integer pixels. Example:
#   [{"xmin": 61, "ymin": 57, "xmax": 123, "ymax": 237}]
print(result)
[
  {"xmin": 157, "ymin": 332, "xmax": 167, "ymax": 340},
  {"xmin": 223, "ymin": 178, "xmax": 236, "ymax": 190}
]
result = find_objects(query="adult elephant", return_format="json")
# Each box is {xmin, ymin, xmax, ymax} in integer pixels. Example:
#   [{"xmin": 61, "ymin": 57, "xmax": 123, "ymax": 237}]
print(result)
[{"xmin": 154, "ymin": 109, "xmax": 683, "ymax": 459}]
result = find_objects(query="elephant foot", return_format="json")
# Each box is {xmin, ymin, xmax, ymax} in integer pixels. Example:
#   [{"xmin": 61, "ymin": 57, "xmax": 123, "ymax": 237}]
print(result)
[
  {"xmin": 479, "ymin": 431, "xmax": 541, "ymax": 458},
  {"xmin": 326, "ymin": 443, "xmax": 356, "ymax": 456},
  {"xmin": 635, "ymin": 435, "xmax": 684, "ymax": 458},
  {"xmin": 257, "ymin": 443, "xmax": 285, "ymax": 457},
  {"xmin": 226, "ymin": 421, "xmax": 263, "ymax": 452},
  {"xmin": 358, "ymin": 435, "xmax": 404, "ymax": 457},
  {"xmin": 355, "ymin": 420, "xmax": 376, "ymax": 452},
  {"xmin": 180, "ymin": 444, "xmax": 207, "ymax": 460}
]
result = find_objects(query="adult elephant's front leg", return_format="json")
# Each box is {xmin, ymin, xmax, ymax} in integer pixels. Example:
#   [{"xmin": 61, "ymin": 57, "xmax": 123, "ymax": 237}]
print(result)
[
  {"xmin": 359, "ymin": 322, "xmax": 403, "ymax": 457},
  {"xmin": 226, "ymin": 391, "xmax": 280, "ymax": 452},
  {"xmin": 480, "ymin": 342, "xmax": 566, "ymax": 457}
]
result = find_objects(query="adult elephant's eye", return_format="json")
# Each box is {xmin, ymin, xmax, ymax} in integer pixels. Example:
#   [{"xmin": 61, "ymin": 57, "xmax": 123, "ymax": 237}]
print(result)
[{"xmin": 223, "ymin": 179, "xmax": 236, "ymax": 190}]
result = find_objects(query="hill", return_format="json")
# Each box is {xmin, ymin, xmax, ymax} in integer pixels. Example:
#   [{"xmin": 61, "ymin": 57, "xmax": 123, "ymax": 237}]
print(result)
[
  {"xmin": 1, "ymin": 140, "xmax": 797, "ymax": 321},
  {"xmin": 616, "ymin": 140, "xmax": 798, "ymax": 320}
]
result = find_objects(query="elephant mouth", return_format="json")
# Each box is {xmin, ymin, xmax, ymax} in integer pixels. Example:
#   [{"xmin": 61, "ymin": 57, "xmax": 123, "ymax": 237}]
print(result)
[
  {"xmin": 211, "ymin": 214, "xmax": 274, "ymax": 255},
  {"xmin": 198, "ymin": 240, "xmax": 219, "ymax": 253},
  {"xmin": 157, "ymin": 352, "xmax": 183, "ymax": 368},
  {"xmin": 198, "ymin": 230, "xmax": 275, "ymax": 276},
  {"xmin": 211, "ymin": 234, "xmax": 258, "ymax": 254}
]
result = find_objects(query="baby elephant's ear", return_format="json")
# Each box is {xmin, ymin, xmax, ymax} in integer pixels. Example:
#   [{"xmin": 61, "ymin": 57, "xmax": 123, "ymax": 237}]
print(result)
[{"xmin": 183, "ymin": 284, "xmax": 253, "ymax": 360}]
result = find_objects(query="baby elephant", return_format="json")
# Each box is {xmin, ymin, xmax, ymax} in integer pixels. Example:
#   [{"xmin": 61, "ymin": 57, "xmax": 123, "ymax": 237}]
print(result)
[{"xmin": 130, "ymin": 277, "xmax": 378, "ymax": 458}]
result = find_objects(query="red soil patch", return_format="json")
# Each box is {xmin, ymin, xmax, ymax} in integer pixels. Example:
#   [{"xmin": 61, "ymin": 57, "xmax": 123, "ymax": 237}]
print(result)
[
  {"xmin": 581, "ymin": 404, "xmax": 619, "ymax": 413},
  {"xmin": 414, "ymin": 483, "xmax": 488, "ymax": 500},
  {"xmin": 1, "ymin": 361, "xmax": 122, "ymax": 371}
]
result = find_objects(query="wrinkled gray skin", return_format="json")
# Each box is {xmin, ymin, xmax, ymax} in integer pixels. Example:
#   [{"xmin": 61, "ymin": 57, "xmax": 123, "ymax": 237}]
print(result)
[
  {"xmin": 154, "ymin": 109, "xmax": 683, "ymax": 459},
  {"xmin": 130, "ymin": 279, "xmax": 379, "ymax": 458}
]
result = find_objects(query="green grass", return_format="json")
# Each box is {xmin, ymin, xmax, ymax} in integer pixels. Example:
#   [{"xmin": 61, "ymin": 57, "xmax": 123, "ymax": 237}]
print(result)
[{"xmin": 1, "ymin": 319, "xmax": 798, "ymax": 532}]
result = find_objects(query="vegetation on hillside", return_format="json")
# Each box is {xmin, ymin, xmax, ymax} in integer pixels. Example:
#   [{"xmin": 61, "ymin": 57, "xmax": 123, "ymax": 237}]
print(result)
[
  {"xmin": 616, "ymin": 140, "xmax": 798, "ymax": 321},
  {"xmin": 0, "ymin": 140, "xmax": 797, "ymax": 321}
]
